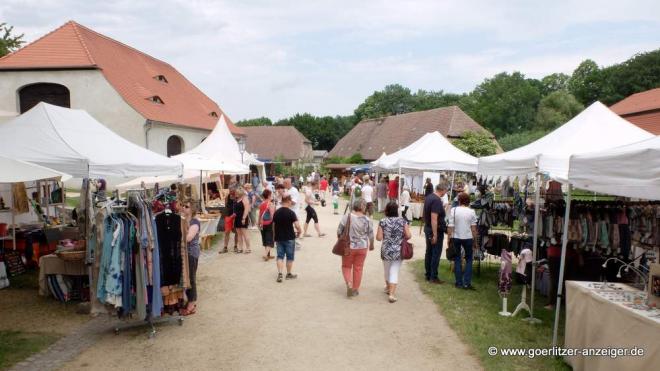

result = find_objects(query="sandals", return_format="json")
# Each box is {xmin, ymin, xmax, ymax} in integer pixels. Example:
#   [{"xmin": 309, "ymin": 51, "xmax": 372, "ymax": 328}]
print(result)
[
  {"xmin": 233, "ymin": 246, "xmax": 239, "ymax": 253},
  {"xmin": 319, "ymin": 233, "xmax": 326, "ymax": 237},
  {"xmin": 244, "ymin": 249, "xmax": 252, "ymax": 254},
  {"xmin": 219, "ymin": 247, "xmax": 228, "ymax": 254},
  {"xmin": 277, "ymin": 273, "xmax": 283, "ymax": 283},
  {"xmin": 181, "ymin": 304, "xmax": 197, "ymax": 316}
]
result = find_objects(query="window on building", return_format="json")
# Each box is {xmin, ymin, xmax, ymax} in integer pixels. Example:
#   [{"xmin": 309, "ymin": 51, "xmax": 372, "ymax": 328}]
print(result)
[
  {"xmin": 148, "ymin": 96, "xmax": 164, "ymax": 104},
  {"xmin": 167, "ymin": 135, "xmax": 184, "ymax": 157},
  {"xmin": 209, "ymin": 111, "xmax": 218, "ymax": 118},
  {"xmin": 18, "ymin": 83, "xmax": 71, "ymax": 113},
  {"xmin": 154, "ymin": 75, "xmax": 168, "ymax": 83}
]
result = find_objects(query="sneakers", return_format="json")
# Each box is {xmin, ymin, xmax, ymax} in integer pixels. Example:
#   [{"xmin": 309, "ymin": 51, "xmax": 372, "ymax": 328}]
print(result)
[
  {"xmin": 285, "ymin": 273, "xmax": 298, "ymax": 280},
  {"xmin": 276, "ymin": 273, "xmax": 283, "ymax": 283}
]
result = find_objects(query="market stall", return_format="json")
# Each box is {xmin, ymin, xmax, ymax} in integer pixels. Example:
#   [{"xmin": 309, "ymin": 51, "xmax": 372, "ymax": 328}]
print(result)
[
  {"xmin": 372, "ymin": 131, "xmax": 478, "ymax": 209},
  {"xmin": 549, "ymin": 135, "xmax": 660, "ymax": 356},
  {"xmin": 477, "ymin": 101, "xmax": 654, "ymax": 323},
  {"xmin": 0, "ymin": 156, "xmax": 71, "ymax": 290}
]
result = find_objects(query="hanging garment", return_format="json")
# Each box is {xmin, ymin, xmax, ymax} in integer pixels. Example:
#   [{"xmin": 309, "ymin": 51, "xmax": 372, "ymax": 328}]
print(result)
[
  {"xmin": 499, "ymin": 250, "xmax": 513, "ymax": 296},
  {"xmin": 11, "ymin": 183, "xmax": 29, "ymax": 214},
  {"xmin": 156, "ymin": 212, "xmax": 183, "ymax": 286}
]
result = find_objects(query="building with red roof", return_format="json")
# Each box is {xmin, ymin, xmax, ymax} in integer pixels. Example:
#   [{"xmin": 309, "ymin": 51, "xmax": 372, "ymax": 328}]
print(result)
[
  {"xmin": 0, "ymin": 21, "xmax": 244, "ymax": 157},
  {"xmin": 610, "ymin": 88, "xmax": 660, "ymax": 135}
]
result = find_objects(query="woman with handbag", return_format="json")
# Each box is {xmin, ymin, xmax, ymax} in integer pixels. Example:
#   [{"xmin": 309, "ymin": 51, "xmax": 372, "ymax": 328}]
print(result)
[
  {"xmin": 259, "ymin": 189, "xmax": 276, "ymax": 261},
  {"xmin": 447, "ymin": 192, "xmax": 478, "ymax": 290},
  {"xmin": 336, "ymin": 199, "xmax": 374, "ymax": 298},
  {"xmin": 376, "ymin": 202, "xmax": 412, "ymax": 303}
]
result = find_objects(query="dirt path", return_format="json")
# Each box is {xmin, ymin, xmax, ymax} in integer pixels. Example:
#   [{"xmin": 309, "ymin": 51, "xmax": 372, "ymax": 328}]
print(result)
[{"xmin": 63, "ymin": 199, "xmax": 482, "ymax": 370}]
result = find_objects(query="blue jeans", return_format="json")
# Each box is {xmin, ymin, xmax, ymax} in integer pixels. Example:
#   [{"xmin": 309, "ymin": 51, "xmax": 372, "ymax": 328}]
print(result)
[
  {"xmin": 424, "ymin": 226, "xmax": 444, "ymax": 281},
  {"xmin": 453, "ymin": 238, "xmax": 474, "ymax": 287},
  {"xmin": 276, "ymin": 240, "xmax": 295, "ymax": 261}
]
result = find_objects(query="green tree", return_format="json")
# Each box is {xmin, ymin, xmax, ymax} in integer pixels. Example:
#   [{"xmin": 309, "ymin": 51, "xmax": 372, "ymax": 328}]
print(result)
[
  {"xmin": 235, "ymin": 117, "xmax": 273, "ymax": 127},
  {"xmin": 346, "ymin": 153, "xmax": 364, "ymax": 164},
  {"xmin": 0, "ymin": 23, "xmax": 24, "ymax": 57},
  {"xmin": 568, "ymin": 59, "xmax": 602, "ymax": 105},
  {"xmin": 600, "ymin": 49, "xmax": 660, "ymax": 105},
  {"xmin": 412, "ymin": 89, "xmax": 465, "ymax": 111},
  {"xmin": 452, "ymin": 131, "xmax": 498, "ymax": 157},
  {"xmin": 466, "ymin": 72, "xmax": 542, "ymax": 137},
  {"xmin": 534, "ymin": 90, "xmax": 584, "ymax": 131},
  {"xmin": 540, "ymin": 73, "xmax": 570, "ymax": 95},
  {"xmin": 497, "ymin": 130, "xmax": 549, "ymax": 151},
  {"xmin": 354, "ymin": 84, "xmax": 415, "ymax": 121},
  {"xmin": 275, "ymin": 113, "xmax": 354, "ymax": 151}
]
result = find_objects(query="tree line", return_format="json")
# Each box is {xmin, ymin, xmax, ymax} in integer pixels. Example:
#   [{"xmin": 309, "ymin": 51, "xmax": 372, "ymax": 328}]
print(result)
[{"xmin": 238, "ymin": 49, "xmax": 660, "ymax": 151}]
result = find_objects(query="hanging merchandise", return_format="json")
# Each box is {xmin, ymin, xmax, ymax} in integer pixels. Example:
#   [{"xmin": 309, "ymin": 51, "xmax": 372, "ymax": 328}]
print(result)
[{"xmin": 11, "ymin": 182, "xmax": 29, "ymax": 214}]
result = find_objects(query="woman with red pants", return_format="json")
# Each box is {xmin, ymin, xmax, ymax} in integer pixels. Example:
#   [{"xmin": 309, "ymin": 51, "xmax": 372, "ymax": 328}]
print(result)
[{"xmin": 337, "ymin": 199, "xmax": 374, "ymax": 297}]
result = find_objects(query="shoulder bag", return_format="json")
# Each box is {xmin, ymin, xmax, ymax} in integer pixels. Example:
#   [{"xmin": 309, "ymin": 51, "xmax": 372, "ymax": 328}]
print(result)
[
  {"xmin": 400, "ymin": 220, "xmax": 413, "ymax": 260},
  {"xmin": 332, "ymin": 214, "xmax": 352, "ymax": 256},
  {"xmin": 445, "ymin": 207, "xmax": 458, "ymax": 260}
]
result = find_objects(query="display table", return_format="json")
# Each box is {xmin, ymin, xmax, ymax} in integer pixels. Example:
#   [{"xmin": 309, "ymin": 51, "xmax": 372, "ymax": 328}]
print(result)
[
  {"xmin": 38, "ymin": 254, "xmax": 86, "ymax": 296},
  {"xmin": 405, "ymin": 202, "xmax": 424, "ymax": 220},
  {"xmin": 565, "ymin": 281, "xmax": 660, "ymax": 371},
  {"xmin": 198, "ymin": 217, "xmax": 221, "ymax": 250}
]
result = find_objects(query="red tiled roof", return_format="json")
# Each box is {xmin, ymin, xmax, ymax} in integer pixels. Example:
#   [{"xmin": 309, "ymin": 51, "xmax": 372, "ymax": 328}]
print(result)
[
  {"xmin": 0, "ymin": 21, "xmax": 244, "ymax": 135},
  {"xmin": 610, "ymin": 88, "xmax": 660, "ymax": 115}
]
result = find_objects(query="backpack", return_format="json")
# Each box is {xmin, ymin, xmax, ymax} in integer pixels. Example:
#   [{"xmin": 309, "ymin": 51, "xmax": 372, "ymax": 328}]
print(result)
[
  {"xmin": 262, "ymin": 202, "xmax": 273, "ymax": 225},
  {"xmin": 353, "ymin": 185, "xmax": 362, "ymax": 198}
]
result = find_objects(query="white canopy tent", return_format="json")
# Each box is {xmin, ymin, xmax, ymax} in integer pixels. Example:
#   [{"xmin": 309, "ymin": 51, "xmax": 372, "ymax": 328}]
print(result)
[
  {"xmin": 372, "ymin": 131, "xmax": 477, "ymax": 172},
  {"xmin": 550, "ymin": 135, "xmax": 660, "ymax": 347},
  {"xmin": 0, "ymin": 156, "xmax": 71, "ymax": 183},
  {"xmin": 477, "ymin": 101, "xmax": 654, "ymax": 324},
  {"xmin": 478, "ymin": 102, "xmax": 653, "ymax": 181},
  {"xmin": 0, "ymin": 103, "xmax": 183, "ymax": 178},
  {"xmin": 568, "ymin": 136, "xmax": 660, "ymax": 200}
]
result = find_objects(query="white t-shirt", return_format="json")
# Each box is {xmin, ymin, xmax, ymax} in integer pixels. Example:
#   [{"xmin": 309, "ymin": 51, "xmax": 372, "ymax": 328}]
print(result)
[
  {"xmin": 286, "ymin": 187, "xmax": 300, "ymax": 211},
  {"xmin": 441, "ymin": 193, "xmax": 449, "ymax": 206},
  {"xmin": 304, "ymin": 189, "xmax": 315, "ymax": 208},
  {"xmin": 400, "ymin": 190, "xmax": 411, "ymax": 206},
  {"xmin": 447, "ymin": 206, "xmax": 477, "ymax": 239},
  {"xmin": 361, "ymin": 184, "xmax": 373, "ymax": 202}
]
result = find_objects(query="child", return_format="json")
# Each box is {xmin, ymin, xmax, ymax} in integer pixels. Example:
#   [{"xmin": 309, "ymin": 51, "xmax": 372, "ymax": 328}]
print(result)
[{"xmin": 332, "ymin": 191, "xmax": 339, "ymax": 215}]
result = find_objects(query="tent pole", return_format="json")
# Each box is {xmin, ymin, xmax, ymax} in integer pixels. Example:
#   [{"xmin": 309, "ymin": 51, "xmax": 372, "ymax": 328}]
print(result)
[
  {"xmin": 398, "ymin": 167, "xmax": 402, "ymax": 205},
  {"xmin": 450, "ymin": 171, "xmax": 456, "ymax": 201},
  {"xmin": 525, "ymin": 172, "xmax": 542, "ymax": 324},
  {"xmin": 552, "ymin": 184, "xmax": 572, "ymax": 347}
]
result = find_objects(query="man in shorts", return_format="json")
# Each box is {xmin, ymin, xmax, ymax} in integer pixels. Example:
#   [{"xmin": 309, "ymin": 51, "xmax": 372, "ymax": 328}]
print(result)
[
  {"xmin": 303, "ymin": 181, "xmax": 327, "ymax": 238},
  {"xmin": 273, "ymin": 195, "xmax": 302, "ymax": 282}
]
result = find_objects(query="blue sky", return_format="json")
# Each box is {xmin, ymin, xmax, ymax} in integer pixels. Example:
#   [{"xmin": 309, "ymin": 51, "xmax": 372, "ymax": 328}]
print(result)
[{"xmin": 2, "ymin": 0, "xmax": 659, "ymax": 121}]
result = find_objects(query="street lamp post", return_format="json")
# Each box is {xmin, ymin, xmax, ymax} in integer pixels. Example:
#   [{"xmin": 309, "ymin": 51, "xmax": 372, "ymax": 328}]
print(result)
[{"xmin": 238, "ymin": 137, "xmax": 246, "ymax": 164}]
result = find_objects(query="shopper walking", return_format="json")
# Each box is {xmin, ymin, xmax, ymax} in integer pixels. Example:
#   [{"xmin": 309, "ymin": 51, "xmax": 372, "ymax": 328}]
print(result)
[
  {"xmin": 303, "ymin": 182, "xmax": 326, "ymax": 238},
  {"xmin": 388, "ymin": 176, "xmax": 399, "ymax": 202},
  {"xmin": 319, "ymin": 176, "xmax": 329, "ymax": 202},
  {"xmin": 447, "ymin": 192, "xmax": 478, "ymax": 290},
  {"xmin": 423, "ymin": 183, "xmax": 448, "ymax": 283},
  {"xmin": 361, "ymin": 175, "xmax": 374, "ymax": 216},
  {"xmin": 220, "ymin": 189, "xmax": 238, "ymax": 254},
  {"xmin": 376, "ymin": 202, "xmax": 411, "ymax": 303},
  {"xmin": 245, "ymin": 183, "xmax": 259, "ymax": 229},
  {"xmin": 234, "ymin": 188, "xmax": 252, "ymax": 254},
  {"xmin": 337, "ymin": 199, "xmax": 374, "ymax": 297},
  {"xmin": 400, "ymin": 185, "xmax": 411, "ymax": 222},
  {"xmin": 259, "ymin": 189, "xmax": 276, "ymax": 261},
  {"xmin": 273, "ymin": 195, "xmax": 302, "ymax": 282},
  {"xmin": 182, "ymin": 201, "xmax": 200, "ymax": 315},
  {"xmin": 376, "ymin": 177, "xmax": 388, "ymax": 212}
]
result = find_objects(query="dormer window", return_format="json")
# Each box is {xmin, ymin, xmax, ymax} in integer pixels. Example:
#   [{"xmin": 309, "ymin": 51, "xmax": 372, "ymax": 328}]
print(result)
[
  {"xmin": 154, "ymin": 75, "xmax": 168, "ymax": 83},
  {"xmin": 148, "ymin": 96, "xmax": 164, "ymax": 104},
  {"xmin": 209, "ymin": 111, "xmax": 218, "ymax": 118}
]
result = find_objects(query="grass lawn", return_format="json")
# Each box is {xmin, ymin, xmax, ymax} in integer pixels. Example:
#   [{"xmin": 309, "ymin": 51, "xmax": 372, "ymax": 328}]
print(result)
[
  {"xmin": 0, "ymin": 331, "xmax": 60, "ymax": 370},
  {"xmin": 412, "ymin": 260, "xmax": 569, "ymax": 371}
]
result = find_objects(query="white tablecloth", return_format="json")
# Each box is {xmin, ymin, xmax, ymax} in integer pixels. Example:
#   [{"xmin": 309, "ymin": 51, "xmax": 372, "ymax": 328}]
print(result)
[
  {"xmin": 198, "ymin": 217, "xmax": 220, "ymax": 237},
  {"xmin": 405, "ymin": 202, "xmax": 424, "ymax": 220},
  {"xmin": 565, "ymin": 281, "xmax": 659, "ymax": 371}
]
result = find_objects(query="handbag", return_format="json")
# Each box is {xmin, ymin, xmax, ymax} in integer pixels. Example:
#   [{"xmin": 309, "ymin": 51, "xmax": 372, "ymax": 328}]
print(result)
[
  {"xmin": 332, "ymin": 214, "xmax": 352, "ymax": 256},
  {"xmin": 401, "ymin": 239, "xmax": 413, "ymax": 260},
  {"xmin": 445, "ymin": 207, "xmax": 458, "ymax": 260}
]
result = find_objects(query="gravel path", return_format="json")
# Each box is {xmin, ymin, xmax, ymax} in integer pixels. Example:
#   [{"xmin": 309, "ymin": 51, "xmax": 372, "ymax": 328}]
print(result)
[{"xmin": 63, "ymin": 200, "xmax": 482, "ymax": 371}]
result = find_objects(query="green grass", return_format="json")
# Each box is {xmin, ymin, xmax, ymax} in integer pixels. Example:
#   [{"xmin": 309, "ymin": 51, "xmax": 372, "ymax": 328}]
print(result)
[
  {"xmin": 0, "ymin": 331, "xmax": 60, "ymax": 370},
  {"xmin": 412, "ymin": 260, "xmax": 569, "ymax": 371}
]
